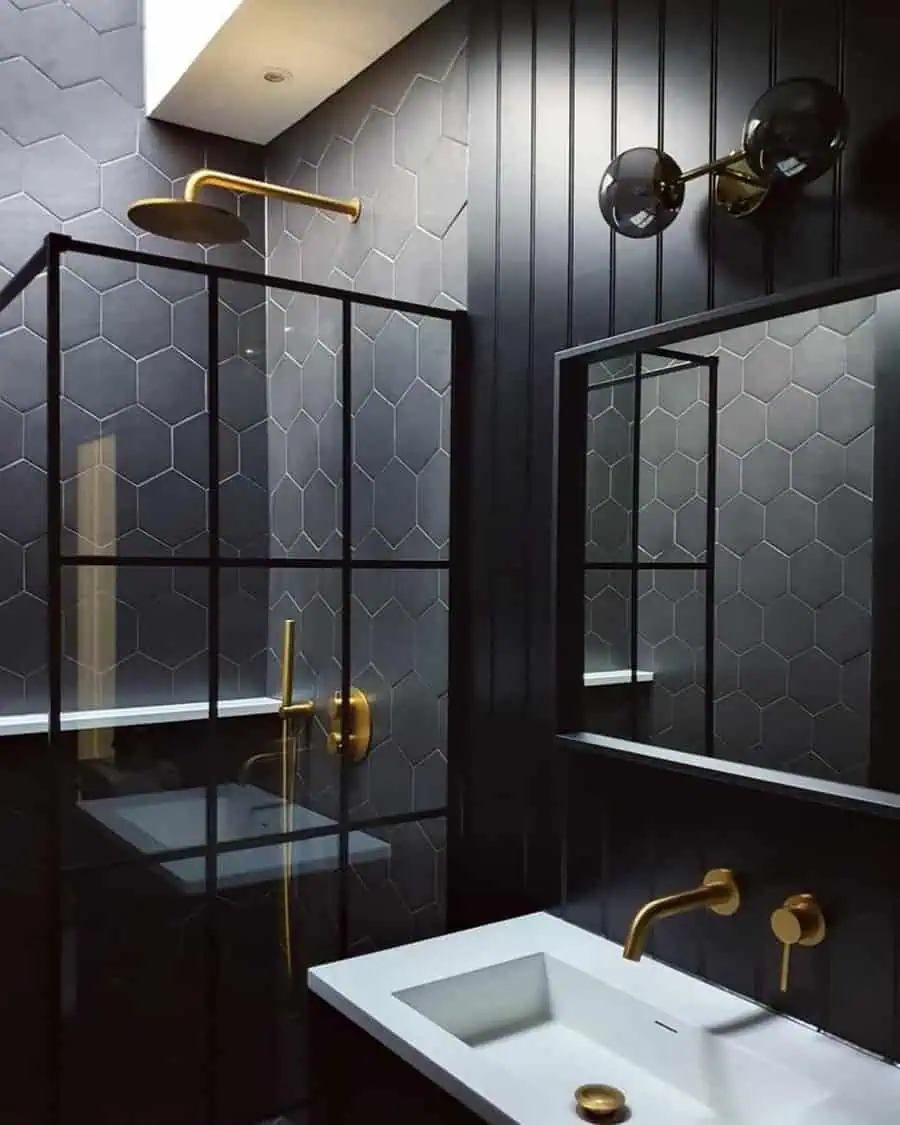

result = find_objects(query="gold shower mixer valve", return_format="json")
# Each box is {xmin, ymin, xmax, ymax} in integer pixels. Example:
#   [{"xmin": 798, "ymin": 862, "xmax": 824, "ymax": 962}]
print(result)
[
  {"xmin": 327, "ymin": 688, "xmax": 372, "ymax": 762},
  {"xmin": 770, "ymin": 893, "xmax": 826, "ymax": 993}
]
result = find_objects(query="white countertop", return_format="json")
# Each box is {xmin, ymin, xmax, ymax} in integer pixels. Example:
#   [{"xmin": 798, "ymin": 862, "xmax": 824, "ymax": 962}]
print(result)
[
  {"xmin": 0, "ymin": 696, "xmax": 281, "ymax": 737},
  {"xmin": 310, "ymin": 912, "xmax": 899, "ymax": 1125}
]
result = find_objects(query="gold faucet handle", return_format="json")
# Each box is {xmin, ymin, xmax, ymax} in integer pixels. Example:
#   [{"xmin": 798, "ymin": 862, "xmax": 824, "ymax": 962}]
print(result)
[{"xmin": 770, "ymin": 893, "xmax": 826, "ymax": 993}]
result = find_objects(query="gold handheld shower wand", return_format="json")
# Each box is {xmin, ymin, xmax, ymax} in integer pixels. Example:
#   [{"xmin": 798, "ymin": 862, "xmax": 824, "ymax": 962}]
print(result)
[
  {"xmin": 128, "ymin": 167, "xmax": 362, "ymax": 244},
  {"xmin": 278, "ymin": 619, "xmax": 315, "ymax": 980}
]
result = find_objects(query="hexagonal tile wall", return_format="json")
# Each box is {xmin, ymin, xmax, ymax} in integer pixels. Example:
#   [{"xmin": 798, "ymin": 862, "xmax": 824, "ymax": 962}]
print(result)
[
  {"xmin": 265, "ymin": 17, "xmax": 464, "ymax": 572},
  {"xmin": 0, "ymin": 0, "xmax": 269, "ymax": 711},
  {"xmin": 585, "ymin": 300, "xmax": 874, "ymax": 778}
]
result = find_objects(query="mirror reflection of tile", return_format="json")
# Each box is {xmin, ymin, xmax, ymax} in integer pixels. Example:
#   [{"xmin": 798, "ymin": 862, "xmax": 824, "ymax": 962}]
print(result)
[{"xmin": 585, "ymin": 298, "xmax": 873, "ymax": 782}]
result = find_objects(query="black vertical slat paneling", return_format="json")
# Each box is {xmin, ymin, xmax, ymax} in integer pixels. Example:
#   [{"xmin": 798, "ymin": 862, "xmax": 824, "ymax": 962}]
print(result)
[
  {"xmin": 869, "ymin": 291, "xmax": 900, "ymax": 792},
  {"xmin": 840, "ymin": 5, "xmax": 900, "ymax": 274},
  {"xmin": 612, "ymin": 0, "xmax": 661, "ymax": 333},
  {"xmin": 894, "ymin": 886, "xmax": 900, "ymax": 1062},
  {"xmin": 491, "ymin": 0, "xmax": 534, "ymax": 906},
  {"xmin": 823, "ymin": 811, "xmax": 895, "ymax": 1057},
  {"xmin": 710, "ymin": 0, "xmax": 770, "ymax": 306},
  {"xmin": 446, "ymin": 314, "xmax": 473, "ymax": 930},
  {"xmin": 494, "ymin": 0, "xmax": 535, "ymax": 570},
  {"xmin": 660, "ymin": 0, "xmax": 714, "ymax": 321},
  {"xmin": 461, "ymin": 0, "xmax": 502, "ymax": 925},
  {"xmin": 770, "ymin": 0, "xmax": 841, "ymax": 290},
  {"xmin": 571, "ymin": 0, "xmax": 615, "ymax": 346},
  {"xmin": 525, "ymin": 0, "xmax": 574, "ymax": 907}
]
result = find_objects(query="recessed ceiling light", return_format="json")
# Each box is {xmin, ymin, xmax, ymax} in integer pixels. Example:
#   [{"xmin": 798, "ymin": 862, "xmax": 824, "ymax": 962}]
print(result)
[{"xmin": 264, "ymin": 67, "xmax": 292, "ymax": 84}]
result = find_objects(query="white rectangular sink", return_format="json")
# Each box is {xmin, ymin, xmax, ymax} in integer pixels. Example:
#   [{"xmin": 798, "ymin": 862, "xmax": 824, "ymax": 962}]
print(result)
[
  {"xmin": 80, "ymin": 784, "xmax": 390, "ymax": 893},
  {"xmin": 310, "ymin": 913, "xmax": 900, "ymax": 1125}
]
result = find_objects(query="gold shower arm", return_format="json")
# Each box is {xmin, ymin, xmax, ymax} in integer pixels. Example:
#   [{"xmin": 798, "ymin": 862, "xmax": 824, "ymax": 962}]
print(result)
[{"xmin": 185, "ymin": 168, "xmax": 362, "ymax": 223}]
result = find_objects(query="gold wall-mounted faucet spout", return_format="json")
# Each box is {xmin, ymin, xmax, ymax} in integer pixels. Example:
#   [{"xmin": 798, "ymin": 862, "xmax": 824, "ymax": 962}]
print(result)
[{"xmin": 622, "ymin": 868, "xmax": 740, "ymax": 961}]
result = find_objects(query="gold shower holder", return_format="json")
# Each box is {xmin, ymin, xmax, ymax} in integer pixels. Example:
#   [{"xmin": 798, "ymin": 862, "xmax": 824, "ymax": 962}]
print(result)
[
  {"xmin": 327, "ymin": 688, "xmax": 372, "ymax": 762},
  {"xmin": 128, "ymin": 168, "xmax": 362, "ymax": 244}
]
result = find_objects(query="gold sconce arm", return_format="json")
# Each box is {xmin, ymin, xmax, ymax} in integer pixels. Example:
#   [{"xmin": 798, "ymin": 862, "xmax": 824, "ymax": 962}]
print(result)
[
  {"xmin": 280, "ymin": 619, "xmax": 315, "ymax": 720},
  {"xmin": 185, "ymin": 168, "xmax": 361, "ymax": 224}
]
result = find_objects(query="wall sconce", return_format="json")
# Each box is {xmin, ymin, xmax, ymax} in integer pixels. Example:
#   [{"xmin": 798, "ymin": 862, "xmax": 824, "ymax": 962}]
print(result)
[{"xmin": 598, "ymin": 77, "xmax": 848, "ymax": 238}]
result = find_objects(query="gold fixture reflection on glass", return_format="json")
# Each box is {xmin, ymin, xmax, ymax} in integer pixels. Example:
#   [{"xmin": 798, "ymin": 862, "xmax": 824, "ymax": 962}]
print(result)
[
  {"xmin": 622, "ymin": 868, "xmax": 740, "ymax": 962},
  {"xmin": 770, "ymin": 893, "xmax": 826, "ymax": 993},
  {"xmin": 574, "ymin": 1084, "xmax": 626, "ymax": 1122},
  {"xmin": 281, "ymin": 619, "xmax": 314, "ymax": 979},
  {"xmin": 598, "ymin": 77, "xmax": 848, "ymax": 237},
  {"xmin": 327, "ymin": 687, "xmax": 372, "ymax": 762},
  {"xmin": 128, "ymin": 167, "xmax": 362, "ymax": 244}
]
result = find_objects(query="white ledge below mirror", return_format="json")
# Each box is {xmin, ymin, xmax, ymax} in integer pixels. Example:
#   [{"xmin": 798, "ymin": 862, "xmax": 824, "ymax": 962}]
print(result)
[
  {"xmin": 583, "ymin": 669, "xmax": 653, "ymax": 687},
  {"xmin": 0, "ymin": 697, "xmax": 282, "ymax": 738}
]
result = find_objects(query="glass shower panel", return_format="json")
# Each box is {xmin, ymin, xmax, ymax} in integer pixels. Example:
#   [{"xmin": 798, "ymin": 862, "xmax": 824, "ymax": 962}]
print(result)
[
  {"xmin": 216, "ymin": 850, "xmax": 340, "ymax": 1125},
  {"xmin": 638, "ymin": 568, "xmax": 708, "ymax": 754},
  {"xmin": 264, "ymin": 287, "xmax": 343, "ymax": 561},
  {"xmin": 215, "ymin": 566, "xmax": 342, "ymax": 846},
  {"xmin": 265, "ymin": 567, "xmax": 342, "ymax": 820},
  {"xmin": 352, "ymin": 308, "xmax": 449, "ymax": 561},
  {"xmin": 585, "ymin": 367, "xmax": 635, "ymax": 565},
  {"xmin": 348, "ymin": 815, "xmax": 446, "ymax": 957},
  {"xmin": 60, "ymin": 564, "xmax": 210, "ymax": 867},
  {"xmin": 584, "ymin": 568, "xmax": 631, "ymax": 674},
  {"xmin": 637, "ymin": 360, "xmax": 710, "ymax": 564},
  {"xmin": 349, "ymin": 569, "xmax": 448, "ymax": 821},
  {"xmin": 0, "ymin": 287, "xmax": 47, "ymax": 716},
  {"xmin": 60, "ymin": 866, "xmax": 207, "ymax": 1125},
  {"xmin": 57, "ymin": 254, "xmax": 211, "ymax": 559}
]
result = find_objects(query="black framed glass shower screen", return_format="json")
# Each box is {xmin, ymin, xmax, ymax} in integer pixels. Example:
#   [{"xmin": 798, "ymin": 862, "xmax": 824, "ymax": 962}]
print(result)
[
  {"xmin": 0, "ymin": 233, "xmax": 465, "ymax": 1125},
  {"xmin": 583, "ymin": 347, "xmax": 719, "ymax": 752}
]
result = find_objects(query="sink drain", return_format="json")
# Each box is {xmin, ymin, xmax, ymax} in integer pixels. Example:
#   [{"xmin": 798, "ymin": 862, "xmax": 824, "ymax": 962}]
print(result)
[{"xmin": 574, "ymin": 1084, "xmax": 627, "ymax": 1121}]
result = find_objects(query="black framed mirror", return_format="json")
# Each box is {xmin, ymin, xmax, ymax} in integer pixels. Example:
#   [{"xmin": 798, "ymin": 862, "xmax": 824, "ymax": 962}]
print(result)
[{"xmin": 553, "ymin": 269, "xmax": 900, "ymax": 799}]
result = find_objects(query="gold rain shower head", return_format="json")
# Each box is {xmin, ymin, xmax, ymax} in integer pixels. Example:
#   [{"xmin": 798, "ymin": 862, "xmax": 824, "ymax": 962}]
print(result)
[{"xmin": 128, "ymin": 168, "xmax": 362, "ymax": 244}]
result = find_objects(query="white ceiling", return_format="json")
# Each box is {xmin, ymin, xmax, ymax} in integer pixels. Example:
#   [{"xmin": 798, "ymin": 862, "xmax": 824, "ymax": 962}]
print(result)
[{"xmin": 147, "ymin": 0, "xmax": 451, "ymax": 145}]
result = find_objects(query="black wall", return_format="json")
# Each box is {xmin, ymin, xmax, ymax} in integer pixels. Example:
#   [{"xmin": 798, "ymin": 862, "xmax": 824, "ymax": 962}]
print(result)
[{"xmin": 461, "ymin": 0, "xmax": 900, "ymax": 923}]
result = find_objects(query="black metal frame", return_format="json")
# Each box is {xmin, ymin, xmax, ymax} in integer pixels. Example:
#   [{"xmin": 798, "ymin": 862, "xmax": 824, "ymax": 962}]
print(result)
[
  {"xmin": 0, "ymin": 233, "xmax": 468, "ymax": 1125},
  {"xmin": 553, "ymin": 260, "xmax": 900, "ymax": 791},
  {"xmin": 583, "ymin": 349, "xmax": 719, "ymax": 748}
]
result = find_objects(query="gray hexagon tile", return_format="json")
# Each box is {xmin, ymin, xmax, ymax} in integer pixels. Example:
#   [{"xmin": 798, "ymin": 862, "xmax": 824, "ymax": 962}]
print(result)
[
  {"xmin": 720, "ymin": 394, "xmax": 765, "ymax": 456},
  {"xmin": 395, "ymin": 77, "xmax": 442, "ymax": 174},
  {"xmin": 417, "ymin": 136, "xmax": 466, "ymax": 238},
  {"xmin": 0, "ymin": 58, "xmax": 61, "ymax": 146},
  {"xmin": 817, "ymin": 486, "xmax": 870, "ymax": 555},
  {"xmin": 395, "ymin": 229, "xmax": 442, "ymax": 307},
  {"xmin": 791, "ymin": 434, "xmax": 845, "ymax": 501},
  {"xmin": 103, "ymin": 404, "xmax": 170, "ymax": 484},
  {"xmin": 793, "ymin": 326, "xmax": 845, "ymax": 393},
  {"xmin": 767, "ymin": 385, "xmax": 816, "ymax": 450},
  {"xmin": 23, "ymin": 135, "xmax": 99, "ymax": 219}
]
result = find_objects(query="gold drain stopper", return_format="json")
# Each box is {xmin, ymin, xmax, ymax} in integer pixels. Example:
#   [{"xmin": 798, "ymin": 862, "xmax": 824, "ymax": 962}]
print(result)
[{"xmin": 574, "ymin": 1084, "xmax": 626, "ymax": 1120}]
